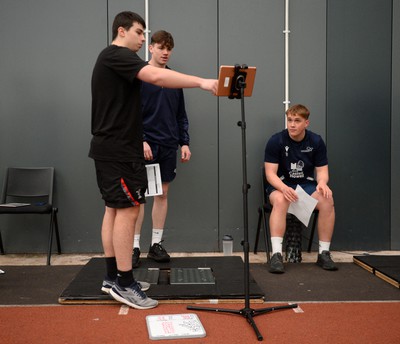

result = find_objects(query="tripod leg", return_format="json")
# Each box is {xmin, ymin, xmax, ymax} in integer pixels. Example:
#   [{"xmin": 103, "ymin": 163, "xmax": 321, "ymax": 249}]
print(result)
[
  {"xmin": 187, "ymin": 305, "xmax": 241, "ymax": 315},
  {"xmin": 242, "ymin": 309, "xmax": 263, "ymax": 341},
  {"xmin": 252, "ymin": 303, "xmax": 298, "ymax": 316},
  {"xmin": 187, "ymin": 305, "xmax": 264, "ymax": 341}
]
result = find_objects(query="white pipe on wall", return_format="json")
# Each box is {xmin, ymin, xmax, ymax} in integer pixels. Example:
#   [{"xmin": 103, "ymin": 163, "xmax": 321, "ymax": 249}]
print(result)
[
  {"xmin": 145, "ymin": 0, "xmax": 150, "ymax": 61},
  {"xmin": 283, "ymin": 0, "xmax": 290, "ymax": 128}
]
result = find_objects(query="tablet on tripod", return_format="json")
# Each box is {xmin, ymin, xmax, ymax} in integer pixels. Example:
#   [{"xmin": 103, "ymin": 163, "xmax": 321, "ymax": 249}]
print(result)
[{"xmin": 216, "ymin": 65, "xmax": 256, "ymax": 97}]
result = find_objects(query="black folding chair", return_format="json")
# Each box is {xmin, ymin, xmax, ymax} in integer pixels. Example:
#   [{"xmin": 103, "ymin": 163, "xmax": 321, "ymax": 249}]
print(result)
[
  {"xmin": 254, "ymin": 167, "xmax": 318, "ymax": 262},
  {"xmin": 0, "ymin": 167, "xmax": 61, "ymax": 265}
]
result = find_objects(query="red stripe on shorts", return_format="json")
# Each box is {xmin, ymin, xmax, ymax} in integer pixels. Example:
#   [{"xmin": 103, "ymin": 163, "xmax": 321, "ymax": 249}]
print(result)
[{"xmin": 120, "ymin": 177, "xmax": 140, "ymax": 206}]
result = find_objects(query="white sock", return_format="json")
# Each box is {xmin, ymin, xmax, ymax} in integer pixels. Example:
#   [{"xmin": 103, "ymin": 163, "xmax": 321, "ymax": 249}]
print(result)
[
  {"xmin": 133, "ymin": 234, "xmax": 141, "ymax": 249},
  {"xmin": 319, "ymin": 241, "xmax": 331, "ymax": 254},
  {"xmin": 271, "ymin": 237, "xmax": 283, "ymax": 255},
  {"xmin": 151, "ymin": 229, "xmax": 163, "ymax": 245}
]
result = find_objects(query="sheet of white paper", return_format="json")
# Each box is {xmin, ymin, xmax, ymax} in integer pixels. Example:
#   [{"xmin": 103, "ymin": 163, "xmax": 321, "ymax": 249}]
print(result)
[
  {"xmin": 287, "ymin": 185, "xmax": 318, "ymax": 226},
  {"xmin": 145, "ymin": 164, "xmax": 163, "ymax": 197}
]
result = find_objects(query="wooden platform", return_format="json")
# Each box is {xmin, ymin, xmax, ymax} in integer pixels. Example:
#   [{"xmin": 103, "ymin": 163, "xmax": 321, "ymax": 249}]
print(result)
[{"xmin": 353, "ymin": 255, "xmax": 400, "ymax": 288}]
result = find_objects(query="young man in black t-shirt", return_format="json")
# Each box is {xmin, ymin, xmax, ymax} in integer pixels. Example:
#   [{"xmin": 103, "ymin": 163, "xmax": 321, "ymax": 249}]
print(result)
[
  {"xmin": 264, "ymin": 104, "xmax": 337, "ymax": 273},
  {"xmin": 90, "ymin": 11, "xmax": 217, "ymax": 309}
]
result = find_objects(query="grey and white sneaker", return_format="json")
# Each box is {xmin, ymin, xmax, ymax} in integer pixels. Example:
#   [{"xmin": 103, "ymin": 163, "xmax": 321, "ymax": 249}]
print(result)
[
  {"xmin": 110, "ymin": 281, "xmax": 158, "ymax": 310},
  {"xmin": 101, "ymin": 277, "xmax": 150, "ymax": 294}
]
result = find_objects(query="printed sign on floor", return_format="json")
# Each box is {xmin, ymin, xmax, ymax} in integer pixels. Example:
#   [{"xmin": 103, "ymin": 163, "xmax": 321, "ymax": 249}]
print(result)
[{"xmin": 146, "ymin": 313, "xmax": 206, "ymax": 340}]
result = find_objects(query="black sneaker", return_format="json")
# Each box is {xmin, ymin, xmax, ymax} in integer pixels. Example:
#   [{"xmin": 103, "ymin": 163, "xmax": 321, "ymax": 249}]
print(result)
[
  {"xmin": 316, "ymin": 251, "xmax": 338, "ymax": 271},
  {"xmin": 132, "ymin": 247, "xmax": 141, "ymax": 268},
  {"xmin": 147, "ymin": 241, "xmax": 170, "ymax": 262},
  {"xmin": 269, "ymin": 252, "xmax": 285, "ymax": 274}
]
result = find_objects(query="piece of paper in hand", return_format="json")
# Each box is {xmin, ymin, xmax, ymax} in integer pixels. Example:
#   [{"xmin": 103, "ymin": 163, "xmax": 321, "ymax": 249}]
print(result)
[
  {"xmin": 145, "ymin": 164, "xmax": 163, "ymax": 197},
  {"xmin": 287, "ymin": 185, "xmax": 318, "ymax": 226}
]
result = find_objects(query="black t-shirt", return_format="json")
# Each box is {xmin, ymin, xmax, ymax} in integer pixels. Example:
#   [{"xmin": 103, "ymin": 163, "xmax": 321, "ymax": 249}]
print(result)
[
  {"xmin": 264, "ymin": 129, "xmax": 328, "ymax": 184},
  {"xmin": 89, "ymin": 45, "xmax": 148, "ymax": 161}
]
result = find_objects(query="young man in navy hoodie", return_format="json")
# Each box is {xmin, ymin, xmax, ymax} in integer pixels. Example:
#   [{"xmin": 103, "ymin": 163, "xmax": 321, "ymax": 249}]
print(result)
[{"xmin": 132, "ymin": 30, "xmax": 190, "ymax": 267}]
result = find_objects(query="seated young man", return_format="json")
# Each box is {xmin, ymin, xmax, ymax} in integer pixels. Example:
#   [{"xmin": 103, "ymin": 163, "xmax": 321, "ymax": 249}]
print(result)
[{"xmin": 264, "ymin": 104, "xmax": 337, "ymax": 273}]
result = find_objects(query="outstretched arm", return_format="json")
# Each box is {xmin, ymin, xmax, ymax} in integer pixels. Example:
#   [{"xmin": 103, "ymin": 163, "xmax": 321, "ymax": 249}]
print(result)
[{"xmin": 137, "ymin": 65, "xmax": 218, "ymax": 94}]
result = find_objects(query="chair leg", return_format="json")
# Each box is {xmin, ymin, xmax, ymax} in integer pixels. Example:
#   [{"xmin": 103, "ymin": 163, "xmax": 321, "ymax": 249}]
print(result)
[
  {"xmin": 47, "ymin": 208, "xmax": 62, "ymax": 265},
  {"xmin": 261, "ymin": 208, "xmax": 271, "ymax": 263},
  {"xmin": 254, "ymin": 207, "xmax": 263, "ymax": 254},
  {"xmin": 0, "ymin": 230, "xmax": 4, "ymax": 255},
  {"xmin": 53, "ymin": 209, "xmax": 61, "ymax": 254},
  {"xmin": 307, "ymin": 212, "xmax": 318, "ymax": 252},
  {"xmin": 254, "ymin": 206, "xmax": 272, "ymax": 263},
  {"xmin": 47, "ymin": 211, "xmax": 55, "ymax": 265}
]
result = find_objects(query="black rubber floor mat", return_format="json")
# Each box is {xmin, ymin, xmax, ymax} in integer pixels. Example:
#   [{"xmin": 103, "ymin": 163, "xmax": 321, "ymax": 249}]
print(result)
[
  {"xmin": 59, "ymin": 256, "xmax": 265, "ymax": 304},
  {"xmin": 0, "ymin": 265, "xmax": 81, "ymax": 305},
  {"xmin": 250, "ymin": 262, "xmax": 400, "ymax": 301}
]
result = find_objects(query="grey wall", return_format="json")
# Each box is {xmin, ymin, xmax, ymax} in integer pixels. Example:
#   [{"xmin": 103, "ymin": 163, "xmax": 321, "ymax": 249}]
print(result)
[
  {"xmin": 0, "ymin": 0, "xmax": 106, "ymax": 252},
  {"xmin": 392, "ymin": 0, "xmax": 400, "ymax": 249},
  {"xmin": 327, "ymin": 0, "xmax": 392, "ymax": 250},
  {"xmin": 218, "ymin": 0, "xmax": 289, "ymax": 247},
  {"xmin": 0, "ymin": 0, "xmax": 398, "ymax": 255},
  {"xmin": 139, "ymin": 0, "xmax": 219, "ymax": 250}
]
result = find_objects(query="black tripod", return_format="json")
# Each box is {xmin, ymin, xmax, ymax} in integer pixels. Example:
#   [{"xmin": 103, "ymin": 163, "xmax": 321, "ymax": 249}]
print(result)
[{"xmin": 187, "ymin": 64, "xmax": 297, "ymax": 341}]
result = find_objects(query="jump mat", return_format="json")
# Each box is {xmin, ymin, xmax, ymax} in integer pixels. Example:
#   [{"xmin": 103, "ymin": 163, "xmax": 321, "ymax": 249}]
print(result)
[
  {"xmin": 59, "ymin": 256, "xmax": 265, "ymax": 305},
  {"xmin": 353, "ymin": 255, "xmax": 400, "ymax": 288}
]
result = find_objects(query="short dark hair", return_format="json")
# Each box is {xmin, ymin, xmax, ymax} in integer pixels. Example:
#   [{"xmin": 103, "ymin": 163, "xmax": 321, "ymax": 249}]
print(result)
[
  {"xmin": 112, "ymin": 11, "xmax": 146, "ymax": 40},
  {"xmin": 151, "ymin": 30, "xmax": 174, "ymax": 50},
  {"xmin": 286, "ymin": 104, "xmax": 310, "ymax": 120}
]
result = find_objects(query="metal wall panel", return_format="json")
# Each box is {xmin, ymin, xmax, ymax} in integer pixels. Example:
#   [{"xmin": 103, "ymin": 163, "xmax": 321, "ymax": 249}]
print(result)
[
  {"xmin": 327, "ymin": 0, "xmax": 392, "ymax": 249},
  {"xmin": 134, "ymin": 0, "xmax": 219, "ymax": 251},
  {"xmin": 218, "ymin": 0, "xmax": 327, "ymax": 250},
  {"xmin": 392, "ymin": 0, "xmax": 400, "ymax": 249},
  {"xmin": 0, "ymin": 0, "xmax": 107, "ymax": 252}
]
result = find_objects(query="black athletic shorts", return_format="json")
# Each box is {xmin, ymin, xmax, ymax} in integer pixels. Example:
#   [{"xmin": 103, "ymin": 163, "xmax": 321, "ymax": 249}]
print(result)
[
  {"xmin": 266, "ymin": 180, "xmax": 317, "ymax": 197},
  {"xmin": 146, "ymin": 143, "xmax": 177, "ymax": 183},
  {"xmin": 94, "ymin": 160, "xmax": 147, "ymax": 208}
]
